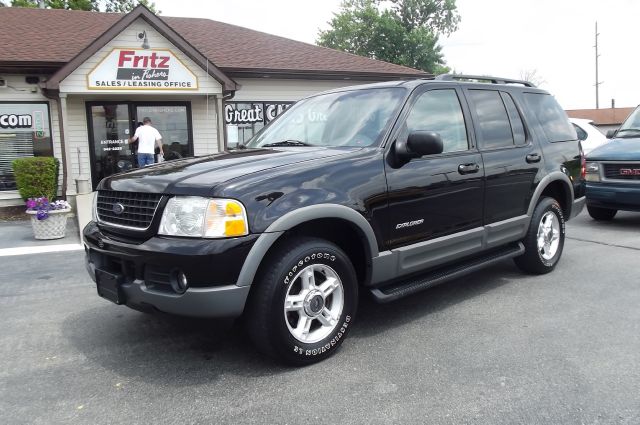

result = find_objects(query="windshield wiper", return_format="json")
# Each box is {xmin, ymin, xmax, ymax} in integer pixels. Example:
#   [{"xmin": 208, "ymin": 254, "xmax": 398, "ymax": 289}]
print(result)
[
  {"xmin": 616, "ymin": 128, "xmax": 640, "ymax": 138},
  {"xmin": 262, "ymin": 139, "xmax": 314, "ymax": 147}
]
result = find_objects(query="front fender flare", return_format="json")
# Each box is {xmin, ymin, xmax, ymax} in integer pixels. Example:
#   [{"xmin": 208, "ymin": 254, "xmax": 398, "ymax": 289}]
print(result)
[{"xmin": 235, "ymin": 204, "xmax": 379, "ymax": 287}]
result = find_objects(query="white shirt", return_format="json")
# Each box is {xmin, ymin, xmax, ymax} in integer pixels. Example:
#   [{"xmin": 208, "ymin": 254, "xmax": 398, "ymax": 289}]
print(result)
[{"xmin": 133, "ymin": 125, "xmax": 162, "ymax": 154}]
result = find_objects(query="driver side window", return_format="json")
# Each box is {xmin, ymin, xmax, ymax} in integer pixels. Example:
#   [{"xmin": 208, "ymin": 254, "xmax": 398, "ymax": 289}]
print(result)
[{"xmin": 406, "ymin": 89, "xmax": 469, "ymax": 153}]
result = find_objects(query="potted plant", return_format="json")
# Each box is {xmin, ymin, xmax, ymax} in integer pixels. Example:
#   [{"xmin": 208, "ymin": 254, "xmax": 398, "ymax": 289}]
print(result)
[
  {"xmin": 12, "ymin": 156, "xmax": 72, "ymax": 240},
  {"xmin": 25, "ymin": 197, "xmax": 72, "ymax": 240}
]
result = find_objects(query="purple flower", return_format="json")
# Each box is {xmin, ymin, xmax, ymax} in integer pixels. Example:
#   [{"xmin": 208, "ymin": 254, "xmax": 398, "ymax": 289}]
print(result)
[
  {"xmin": 36, "ymin": 210, "xmax": 48, "ymax": 220},
  {"xmin": 26, "ymin": 199, "xmax": 37, "ymax": 209}
]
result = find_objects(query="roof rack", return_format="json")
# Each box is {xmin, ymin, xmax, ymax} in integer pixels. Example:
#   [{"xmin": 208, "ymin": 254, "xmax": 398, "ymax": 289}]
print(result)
[{"xmin": 435, "ymin": 74, "xmax": 536, "ymax": 88}]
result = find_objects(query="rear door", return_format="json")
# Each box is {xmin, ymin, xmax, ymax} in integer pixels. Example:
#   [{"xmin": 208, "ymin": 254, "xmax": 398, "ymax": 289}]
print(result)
[
  {"xmin": 465, "ymin": 88, "xmax": 542, "ymax": 223},
  {"xmin": 384, "ymin": 85, "xmax": 485, "ymax": 249}
]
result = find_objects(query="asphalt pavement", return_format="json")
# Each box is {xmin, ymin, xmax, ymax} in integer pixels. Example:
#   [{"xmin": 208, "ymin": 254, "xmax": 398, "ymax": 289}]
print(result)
[{"xmin": 1, "ymin": 211, "xmax": 639, "ymax": 424}]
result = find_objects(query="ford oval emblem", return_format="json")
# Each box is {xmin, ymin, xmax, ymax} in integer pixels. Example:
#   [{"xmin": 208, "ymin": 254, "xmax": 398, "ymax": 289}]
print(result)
[{"xmin": 113, "ymin": 203, "xmax": 125, "ymax": 215}]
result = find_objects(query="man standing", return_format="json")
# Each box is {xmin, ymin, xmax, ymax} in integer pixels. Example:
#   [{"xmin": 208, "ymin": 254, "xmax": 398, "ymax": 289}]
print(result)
[{"xmin": 129, "ymin": 117, "xmax": 163, "ymax": 167}]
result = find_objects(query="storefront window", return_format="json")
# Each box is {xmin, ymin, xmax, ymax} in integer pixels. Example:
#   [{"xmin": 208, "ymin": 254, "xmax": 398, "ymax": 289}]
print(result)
[
  {"xmin": 0, "ymin": 102, "xmax": 53, "ymax": 191},
  {"xmin": 225, "ymin": 102, "xmax": 292, "ymax": 147}
]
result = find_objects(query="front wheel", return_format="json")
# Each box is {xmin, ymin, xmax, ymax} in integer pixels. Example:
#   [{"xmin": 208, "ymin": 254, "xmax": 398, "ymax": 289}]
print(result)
[
  {"xmin": 245, "ymin": 237, "xmax": 358, "ymax": 365},
  {"xmin": 587, "ymin": 205, "xmax": 617, "ymax": 221},
  {"xmin": 514, "ymin": 197, "xmax": 566, "ymax": 275}
]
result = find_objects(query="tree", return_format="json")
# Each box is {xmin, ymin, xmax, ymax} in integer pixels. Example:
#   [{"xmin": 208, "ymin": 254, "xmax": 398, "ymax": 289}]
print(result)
[
  {"xmin": 10, "ymin": 0, "xmax": 157, "ymax": 12},
  {"xmin": 11, "ymin": 0, "xmax": 97, "ymax": 8},
  {"xmin": 519, "ymin": 69, "xmax": 546, "ymax": 87},
  {"xmin": 317, "ymin": 0, "xmax": 459, "ymax": 74},
  {"xmin": 103, "ymin": 0, "xmax": 157, "ymax": 13}
]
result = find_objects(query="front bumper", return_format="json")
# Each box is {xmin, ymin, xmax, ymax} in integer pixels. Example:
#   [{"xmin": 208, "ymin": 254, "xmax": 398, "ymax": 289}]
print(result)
[
  {"xmin": 586, "ymin": 182, "xmax": 640, "ymax": 212},
  {"xmin": 83, "ymin": 221, "xmax": 258, "ymax": 318}
]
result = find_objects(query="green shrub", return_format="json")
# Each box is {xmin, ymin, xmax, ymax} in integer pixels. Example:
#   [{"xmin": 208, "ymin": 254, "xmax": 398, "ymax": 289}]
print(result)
[{"xmin": 11, "ymin": 157, "xmax": 60, "ymax": 201}]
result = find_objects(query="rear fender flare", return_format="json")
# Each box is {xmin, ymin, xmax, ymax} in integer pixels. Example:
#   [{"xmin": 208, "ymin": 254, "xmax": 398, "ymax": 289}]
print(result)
[{"xmin": 527, "ymin": 172, "xmax": 574, "ymax": 218}]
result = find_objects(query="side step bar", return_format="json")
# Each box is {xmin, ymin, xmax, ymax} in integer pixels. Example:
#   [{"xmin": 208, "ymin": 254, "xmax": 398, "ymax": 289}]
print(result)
[{"xmin": 370, "ymin": 242, "xmax": 525, "ymax": 303}]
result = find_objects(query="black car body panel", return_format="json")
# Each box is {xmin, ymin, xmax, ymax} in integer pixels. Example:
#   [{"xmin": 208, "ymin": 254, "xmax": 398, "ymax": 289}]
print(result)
[{"xmin": 85, "ymin": 77, "xmax": 585, "ymax": 318}]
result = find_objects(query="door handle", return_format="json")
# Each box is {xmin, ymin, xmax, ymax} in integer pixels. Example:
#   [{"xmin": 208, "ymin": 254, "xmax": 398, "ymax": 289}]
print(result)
[
  {"xmin": 526, "ymin": 153, "xmax": 541, "ymax": 163},
  {"xmin": 458, "ymin": 163, "xmax": 480, "ymax": 174}
]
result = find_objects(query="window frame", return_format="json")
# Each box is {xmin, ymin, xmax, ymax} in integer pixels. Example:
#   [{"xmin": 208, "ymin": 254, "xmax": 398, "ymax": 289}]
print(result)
[{"xmin": 384, "ymin": 84, "xmax": 475, "ymax": 158}]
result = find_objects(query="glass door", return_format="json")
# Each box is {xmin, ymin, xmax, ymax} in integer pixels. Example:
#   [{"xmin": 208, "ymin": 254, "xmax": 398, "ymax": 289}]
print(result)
[
  {"xmin": 88, "ymin": 103, "xmax": 134, "ymax": 189},
  {"xmin": 134, "ymin": 104, "xmax": 192, "ymax": 161}
]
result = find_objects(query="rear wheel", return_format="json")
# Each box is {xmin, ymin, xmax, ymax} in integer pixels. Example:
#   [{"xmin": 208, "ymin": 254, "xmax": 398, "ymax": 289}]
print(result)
[
  {"xmin": 245, "ymin": 237, "xmax": 358, "ymax": 365},
  {"xmin": 514, "ymin": 197, "xmax": 565, "ymax": 274},
  {"xmin": 587, "ymin": 205, "xmax": 617, "ymax": 221}
]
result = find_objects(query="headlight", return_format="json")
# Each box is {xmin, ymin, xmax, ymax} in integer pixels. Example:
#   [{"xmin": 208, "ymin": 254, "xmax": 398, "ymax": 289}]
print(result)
[
  {"xmin": 159, "ymin": 197, "xmax": 248, "ymax": 238},
  {"xmin": 585, "ymin": 162, "xmax": 600, "ymax": 182}
]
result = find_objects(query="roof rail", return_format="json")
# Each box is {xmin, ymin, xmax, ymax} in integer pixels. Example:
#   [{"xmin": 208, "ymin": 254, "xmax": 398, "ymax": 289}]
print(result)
[{"xmin": 435, "ymin": 74, "xmax": 536, "ymax": 88}]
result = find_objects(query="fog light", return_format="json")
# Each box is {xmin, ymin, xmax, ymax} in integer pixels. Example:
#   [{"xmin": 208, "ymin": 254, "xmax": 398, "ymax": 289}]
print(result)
[{"xmin": 170, "ymin": 269, "xmax": 189, "ymax": 294}]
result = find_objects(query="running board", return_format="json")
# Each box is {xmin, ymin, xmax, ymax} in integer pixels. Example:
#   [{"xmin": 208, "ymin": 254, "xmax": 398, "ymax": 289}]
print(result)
[{"xmin": 370, "ymin": 242, "xmax": 525, "ymax": 303}]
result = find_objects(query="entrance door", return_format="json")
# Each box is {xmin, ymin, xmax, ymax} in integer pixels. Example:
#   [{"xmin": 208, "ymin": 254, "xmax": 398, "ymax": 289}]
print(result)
[
  {"xmin": 88, "ymin": 103, "xmax": 133, "ymax": 189},
  {"xmin": 88, "ymin": 102, "xmax": 193, "ymax": 189}
]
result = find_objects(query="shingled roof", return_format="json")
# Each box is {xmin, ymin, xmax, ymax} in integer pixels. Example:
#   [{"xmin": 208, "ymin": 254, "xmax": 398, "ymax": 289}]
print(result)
[{"xmin": 0, "ymin": 7, "xmax": 427, "ymax": 79}]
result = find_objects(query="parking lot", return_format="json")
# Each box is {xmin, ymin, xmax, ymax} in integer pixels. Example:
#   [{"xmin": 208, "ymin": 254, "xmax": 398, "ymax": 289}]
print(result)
[{"xmin": 1, "ymin": 211, "xmax": 639, "ymax": 425}]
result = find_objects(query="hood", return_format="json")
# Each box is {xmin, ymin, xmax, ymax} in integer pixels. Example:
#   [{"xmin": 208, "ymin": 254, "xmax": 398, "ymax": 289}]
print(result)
[
  {"xmin": 99, "ymin": 147, "xmax": 355, "ymax": 195},
  {"xmin": 586, "ymin": 137, "xmax": 640, "ymax": 161}
]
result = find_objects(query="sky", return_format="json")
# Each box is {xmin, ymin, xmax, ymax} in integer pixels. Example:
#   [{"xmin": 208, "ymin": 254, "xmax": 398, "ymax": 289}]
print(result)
[{"xmin": 155, "ymin": 0, "xmax": 639, "ymax": 110}]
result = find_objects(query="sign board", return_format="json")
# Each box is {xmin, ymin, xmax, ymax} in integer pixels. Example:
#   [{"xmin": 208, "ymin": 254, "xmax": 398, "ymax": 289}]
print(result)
[
  {"xmin": 224, "ymin": 103, "xmax": 292, "ymax": 125},
  {"xmin": 88, "ymin": 48, "xmax": 198, "ymax": 90}
]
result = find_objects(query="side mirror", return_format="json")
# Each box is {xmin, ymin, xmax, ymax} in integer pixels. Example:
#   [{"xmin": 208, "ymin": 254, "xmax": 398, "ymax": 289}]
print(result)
[
  {"xmin": 606, "ymin": 129, "xmax": 617, "ymax": 139},
  {"xmin": 406, "ymin": 131, "xmax": 444, "ymax": 156}
]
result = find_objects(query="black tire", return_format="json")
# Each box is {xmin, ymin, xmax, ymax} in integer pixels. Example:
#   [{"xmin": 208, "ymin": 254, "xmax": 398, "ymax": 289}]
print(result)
[
  {"xmin": 587, "ymin": 205, "xmax": 617, "ymax": 221},
  {"xmin": 514, "ymin": 197, "xmax": 566, "ymax": 275},
  {"xmin": 245, "ymin": 237, "xmax": 358, "ymax": 366}
]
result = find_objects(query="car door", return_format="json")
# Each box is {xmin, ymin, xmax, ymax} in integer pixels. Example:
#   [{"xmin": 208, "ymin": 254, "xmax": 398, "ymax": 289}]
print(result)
[
  {"xmin": 384, "ymin": 86, "xmax": 485, "ymax": 251},
  {"xmin": 465, "ymin": 88, "xmax": 542, "ymax": 224}
]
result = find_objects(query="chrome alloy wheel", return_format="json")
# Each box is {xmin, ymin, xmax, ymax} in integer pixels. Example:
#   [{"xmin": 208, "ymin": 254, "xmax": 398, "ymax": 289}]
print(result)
[
  {"xmin": 283, "ymin": 264, "xmax": 344, "ymax": 344},
  {"xmin": 537, "ymin": 211, "xmax": 560, "ymax": 260}
]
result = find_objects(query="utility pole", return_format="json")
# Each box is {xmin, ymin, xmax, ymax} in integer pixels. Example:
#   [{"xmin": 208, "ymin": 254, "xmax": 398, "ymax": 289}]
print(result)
[{"xmin": 594, "ymin": 22, "xmax": 604, "ymax": 109}]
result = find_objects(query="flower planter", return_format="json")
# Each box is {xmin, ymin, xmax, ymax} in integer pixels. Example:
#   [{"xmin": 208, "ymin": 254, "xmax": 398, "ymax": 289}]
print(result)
[{"xmin": 26, "ymin": 208, "xmax": 71, "ymax": 240}]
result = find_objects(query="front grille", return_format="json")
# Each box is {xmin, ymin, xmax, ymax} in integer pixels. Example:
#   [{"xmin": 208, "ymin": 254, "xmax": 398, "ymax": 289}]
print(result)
[
  {"xmin": 603, "ymin": 163, "xmax": 640, "ymax": 181},
  {"xmin": 97, "ymin": 190, "xmax": 163, "ymax": 230}
]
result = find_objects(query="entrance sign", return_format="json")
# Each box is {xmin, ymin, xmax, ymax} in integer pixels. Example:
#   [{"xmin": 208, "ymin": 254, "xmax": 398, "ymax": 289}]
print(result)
[{"xmin": 88, "ymin": 48, "xmax": 198, "ymax": 90}]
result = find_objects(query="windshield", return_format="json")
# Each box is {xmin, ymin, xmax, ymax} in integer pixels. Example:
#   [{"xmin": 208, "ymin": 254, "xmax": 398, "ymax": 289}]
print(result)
[
  {"xmin": 617, "ymin": 106, "xmax": 640, "ymax": 137},
  {"xmin": 245, "ymin": 88, "xmax": 406, "ymax": 148}
]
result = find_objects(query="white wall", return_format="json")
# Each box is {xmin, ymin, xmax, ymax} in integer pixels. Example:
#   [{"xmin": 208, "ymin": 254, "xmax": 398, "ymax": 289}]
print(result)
[
  {"xmin": 59, "ymin": 18, "xmax": 222, "ymax": 96},
  {"xmin": 233, "ymin": 78, "xmax": 372, "ymax": 102}
]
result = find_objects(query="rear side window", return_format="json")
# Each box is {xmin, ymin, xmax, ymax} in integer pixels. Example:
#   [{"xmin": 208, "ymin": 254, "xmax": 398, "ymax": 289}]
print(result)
[
  {"xmin": 523, "ymin": 93, "xmax": 576, "ymax": 142},
  {"xmin": 468, "ymin": 89, "xmax": 513, "ymax": 149},
  {"xmin": 501, "ymin": 92, "xmax": 527, "ymax": 145},
  {"xmin": 572, "ymin": 123, "xmax": 587, "ymax": 141}
]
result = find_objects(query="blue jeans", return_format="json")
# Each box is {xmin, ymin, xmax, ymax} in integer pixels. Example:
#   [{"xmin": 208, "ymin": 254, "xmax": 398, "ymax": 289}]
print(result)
[{"xmin": 137, "ymin": 153, "xmax": 154, "ymax": 167}]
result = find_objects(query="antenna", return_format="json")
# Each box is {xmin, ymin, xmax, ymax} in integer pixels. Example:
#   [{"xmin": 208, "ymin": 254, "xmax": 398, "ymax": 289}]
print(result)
[{"xmin": 594, "ymin": 22, "xmax": 604, "ymax": 109}]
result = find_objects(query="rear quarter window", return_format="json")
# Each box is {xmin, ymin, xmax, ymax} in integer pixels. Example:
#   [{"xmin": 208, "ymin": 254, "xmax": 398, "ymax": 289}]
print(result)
[{"xmin": 523, "ymin": 93, "xmax": 576, "ymax": 142}]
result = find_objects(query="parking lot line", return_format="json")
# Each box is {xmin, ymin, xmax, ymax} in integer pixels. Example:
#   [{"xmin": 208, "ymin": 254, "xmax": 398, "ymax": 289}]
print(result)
[{"xmin": 0, "ymin": 243, "xmax": 84, "ymax": 257}]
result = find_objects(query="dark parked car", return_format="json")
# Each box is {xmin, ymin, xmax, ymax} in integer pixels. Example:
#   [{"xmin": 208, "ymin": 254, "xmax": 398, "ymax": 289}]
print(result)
[
  {"xmin": 83, "ymin": 75, "xmax": 585, "ymax": 365},
  {"xmin": 585, "ymin": 105, "xmax": 640, "ymax": 220}
]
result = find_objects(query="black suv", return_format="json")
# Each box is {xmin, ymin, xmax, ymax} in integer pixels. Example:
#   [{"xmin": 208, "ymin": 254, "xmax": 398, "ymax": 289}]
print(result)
[{"xmin": 84, "ymin": 74, "xmax": 586, "ymax": 365}]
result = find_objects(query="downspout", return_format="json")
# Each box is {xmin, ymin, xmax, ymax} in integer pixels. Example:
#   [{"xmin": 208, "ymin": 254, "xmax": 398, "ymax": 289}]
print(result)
[{"xmin": 42, "ymin": 89, "xmax": 69, "ymax": 200}]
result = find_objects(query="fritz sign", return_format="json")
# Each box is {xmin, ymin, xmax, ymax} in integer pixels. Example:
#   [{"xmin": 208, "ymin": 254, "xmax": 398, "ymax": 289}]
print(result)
[{"xmin": 88, "ymin": 48, "xmax": 198, "ymax": 90}]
